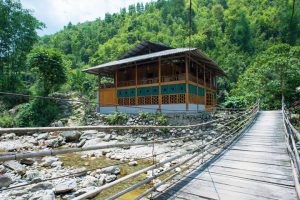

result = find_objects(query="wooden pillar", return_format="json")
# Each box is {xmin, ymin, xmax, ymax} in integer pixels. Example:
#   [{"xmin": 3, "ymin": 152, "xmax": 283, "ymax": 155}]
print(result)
[
  {"xmin": 210, "ymin": 71, "xmax": 212, "ymax": 89},
  {"xmin": 203, "ymin": 64, "xmax": 206, "ymax": 107},
  {"xmin": 196, "ymin": 63, "xmax": 199, "ymax": 112},
  {"xmin": 158, "ymin": 57, "xmax": 162, "ymax": 112},
  {"xmin": 203, "ymin": 64, "xmax": 206, "ymax": 86},
  {"xmin": 185, "ymin": 55, "xmax": 189, "ymax": 111},
  {"xmin": 115, "ymin": 70, "xmax": 118, "ymax": 110},
  {"xmin": 98, "ymin": 75, "xmax": 101, "ymax": 107},
  {"xmin": 135, "ymin": 63, "xmax": 138, "ymax": 105}
]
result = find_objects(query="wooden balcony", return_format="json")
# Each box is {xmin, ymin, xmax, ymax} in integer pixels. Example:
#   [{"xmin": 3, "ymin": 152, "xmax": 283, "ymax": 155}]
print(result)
[{"xmin": 100, "ymin": 73, "xmax": 217, "ymax": 90}]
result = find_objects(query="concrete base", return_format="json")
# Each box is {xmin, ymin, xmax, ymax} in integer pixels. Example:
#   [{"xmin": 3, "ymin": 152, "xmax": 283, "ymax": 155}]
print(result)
[{"xmin": 97, "ymin": 104, "xmax": 206, "ymax": 114}]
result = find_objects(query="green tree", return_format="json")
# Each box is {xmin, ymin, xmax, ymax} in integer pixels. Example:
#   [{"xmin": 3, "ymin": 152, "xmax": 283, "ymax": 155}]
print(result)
[
  {"xmin": 28, "ymin": 48, "xmax": 67, "ymax": 96},
  {"xmin": 232, "ymin": 44, "xmax": 300, "ymax": 109},
  {"xmin": 0, "ymin": 0, "xmax": 43, "ymax": 104}
]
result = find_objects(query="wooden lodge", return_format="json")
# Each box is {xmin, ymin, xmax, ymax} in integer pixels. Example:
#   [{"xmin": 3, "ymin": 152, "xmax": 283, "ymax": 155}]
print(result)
[{"xmin": 83, "ymin": 40, "xmax": 225, "ymax": 113}]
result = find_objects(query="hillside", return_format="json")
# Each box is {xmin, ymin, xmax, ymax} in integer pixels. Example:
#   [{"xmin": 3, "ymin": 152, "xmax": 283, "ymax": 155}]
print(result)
[
  {"xmin": 0, "ymin": 0, "xmax": 300, "ymax": 127},
  {"xmin": 37, "ymin": 0, "xmax": 300, "ymax": 105}
]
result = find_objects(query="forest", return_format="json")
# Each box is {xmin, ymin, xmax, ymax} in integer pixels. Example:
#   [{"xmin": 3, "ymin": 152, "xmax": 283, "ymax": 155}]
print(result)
[{"xmin": 0, "ymin": 0, "xmax": 300, "ymax": 127}]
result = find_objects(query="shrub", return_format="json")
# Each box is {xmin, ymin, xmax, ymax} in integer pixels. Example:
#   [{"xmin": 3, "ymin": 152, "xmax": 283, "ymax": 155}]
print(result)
[
  {"xmin": 0, "ymin": 112, "xmax": 14, "ymax": 128},
  {"xmin": 138, "ymin": 111, "xmax": 150, "ymax": 120},
  {"xmin": 15, "ymin": 99, "xmax": 61, "ymax": 127},
  {"xmin": 156, "ymin": 114, "xmax": 168, "ymax": 125},
  {"xmin": 138, "ymin": 111, "xmax": 168, "ymax": 125},
  {"xmin": 105, "ymin": 112, "xmax": 128, "ymax": 125}
]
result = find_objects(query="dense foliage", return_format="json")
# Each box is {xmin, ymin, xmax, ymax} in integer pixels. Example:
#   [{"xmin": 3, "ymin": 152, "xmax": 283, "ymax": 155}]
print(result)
[
  {"xmin": 0, "ymin": 0, "xmax": 300, "ymax": 127},
  {"xmin": 232, "ymin": 44, "xmax": 300, "ymax": 109},
  {"xmin": 27, "ymin": 48, "xmax": 67, "ymax": 96},
  {"xmin": 38, "ymin": 0, "xmax": 300, "ymax": 107},
  {"xmin": 0, "ymin": 0, "xmax": 43, "ymax": 106}
]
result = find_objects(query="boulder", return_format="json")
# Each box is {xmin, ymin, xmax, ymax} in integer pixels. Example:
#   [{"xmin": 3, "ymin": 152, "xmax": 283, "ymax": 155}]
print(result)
[
  {"xmin": 30, "ymin": 189, "xmax": 55, "ymax": 200},
  {"xmin": 2, "ymin": 133, "xmax": 16, "ymax": 139},
  {"xmin": 74, "ymin": 186, "xmax": 96, "ymax": 197},
  {"xmin": 82, "ymin": 138, "xmax": 102, "ymax": 147},
  {"xmin": 0, "ymin": 140, "xmax": 33, "ymax": 151},
  {"xmin": 100, "ymin": 166, "xmax": 120, "ymax": 175},
  {"xmin": 37, "ymin": 133, "xmax": 49, "ymax": 140},
  {"xmin": 0, "ymin": 165, "xmax": 7, "ymax": 173},
  {"xmin": 45, "ymin": 138, "xmax": 63, "ymax": 148},
  {"xmin": 25, "ymin": 170, "xmax": 41, "ymax": 181},
  {"xmin": 61, "ymin": 131, "xmax": 81, "ymax": 142},
  {"xmin": 105, "ymin": 175, "xmax": 117, "ymax": 183},
  {"xmin": 0, "ymin": 175, "xmax": 12, "ymax": 188},
  {"xmin": 29, "ymin": 182, "xmax": 53, "ymax": 192},
  {"xmin": 80, "ymin": 130, "xmax": 98, "ymax": 140},
  {"xmin": 54, "ymin": 179, "xmax": 77, "ymax": 194},
  {"xmin": 103, "ymin": 134, "xmax": 112, "ymax": 142},
  {"xmin": 20, "ymin": 158, "xmax": 35, "ymax": 166},
  {"xmin": 129, "ymin": 161, "xmax": 138, "ymax": 166},
  {"xmin": 77, "ymin": 139, "xmax": 86, "ymax": 147},
  {"xmin": 51, "ymin": 161, "xmax": 63, "ymax": 168},
  {"xmin": 41, "ymin": 157, "xmax": 58, "ymax": 167},
  {"xmin": 3, "ymin": 160, "xmax": 26, "ymax": 175},
  {"xmin": 81, "ymin": 176, "xmax": 102, "ymax": 187}
]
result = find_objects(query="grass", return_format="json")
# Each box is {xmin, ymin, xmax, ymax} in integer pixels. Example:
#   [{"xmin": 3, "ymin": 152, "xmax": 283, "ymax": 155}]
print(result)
[{"xmin": 60, "ymin": 153, "xmax": 154, "ymax": 199}]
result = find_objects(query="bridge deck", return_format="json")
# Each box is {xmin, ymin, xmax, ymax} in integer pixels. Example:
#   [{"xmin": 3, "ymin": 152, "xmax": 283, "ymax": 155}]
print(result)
[{"xmin": 156, "ymin": 111, "xmax": 298, "ymax": 200}]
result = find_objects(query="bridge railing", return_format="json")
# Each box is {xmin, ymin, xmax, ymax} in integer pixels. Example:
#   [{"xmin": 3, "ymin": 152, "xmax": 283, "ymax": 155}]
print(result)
[
  {"xmin": 0, "ymin": 102, "xmax": 259, "ymax": 199},
  {"xmin": 73, "ymin": 102, "xmax": 259, "ymax": 200},
  {"xmin": 282, "ymin": 101, "xmax": 300, "ymax": 195}
]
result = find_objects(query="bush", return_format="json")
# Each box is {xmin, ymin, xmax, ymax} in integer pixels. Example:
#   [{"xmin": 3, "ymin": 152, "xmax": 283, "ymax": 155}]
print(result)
[
  {"xmin": 0, "ymin": 112, "xmax": 14, "ymax": 128},
  {"xmin": 138, "ymin": 111, "xmax": 168, "ymax": 125},
  {"xmin": 15, "ymin": 99, "xmax": 61, "ymax": 127},
  {"xmin": 138, "ymin": 111, "xmax": 150, "ymax": 120},
  {"xmin": 223, "ymin": 96, "xmax": 246, "ymax": 108},
  {"xmin": 105, "ymin": 112, "xmax": 128, "ymax": 125},
  {"xmin": 156, "ymin": 114, "xmax": 167, "ymax": 125}
]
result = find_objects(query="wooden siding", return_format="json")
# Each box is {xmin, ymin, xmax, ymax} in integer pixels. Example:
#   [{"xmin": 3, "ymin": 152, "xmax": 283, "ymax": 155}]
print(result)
[
  {"xmin": 99, "ymin": 88, "xmax": 117, "ymax": 106},
  {"xmin": 99, "ymin": 80, "xmax": 217, "ymax": 108}
]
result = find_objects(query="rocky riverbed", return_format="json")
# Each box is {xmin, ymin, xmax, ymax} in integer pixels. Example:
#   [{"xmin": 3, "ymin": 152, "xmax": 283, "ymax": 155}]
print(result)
[{"xmin": 0, "ymin": 112, "xmax": 228, "ymax": 200}]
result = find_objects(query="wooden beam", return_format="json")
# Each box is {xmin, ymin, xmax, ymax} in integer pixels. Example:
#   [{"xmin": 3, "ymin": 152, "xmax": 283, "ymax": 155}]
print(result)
[
  {"xmin": 115, "ymin": 70, "xmax": 118, "ymax": 110},
  {"xmin": 158, "ymin": 57, "xmax": 162, "ymax": 112},
  {"xmin": 196, "ymin": 63, "xmax": 199, "ymax": 112},
  {"xmin": 203, "ymin": 64, "xmax": 206, "ymax": 86},
  {"xmin": 135, "ymin": 62, "xmax": 138, "ymax": 105},
  {"xmin": 210, "ymin": 70, "xmax": 212, "ymax": 89},
  {"xmin": 98, "ymin": 75, "xmax": 101, "ymax": 107},
  {"xmin": 185, "ymin": 55, "xmax": 189, "ymax": 111},
  {"xmin": 204, "ymin": 64, "xmax": 206, "ymax": 107}
]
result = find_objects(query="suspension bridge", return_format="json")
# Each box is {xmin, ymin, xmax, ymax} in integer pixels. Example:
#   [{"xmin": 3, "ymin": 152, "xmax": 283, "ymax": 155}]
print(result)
[{"xmin": 0, "ymin": 102, "xmax": 299, "ymax": 200}]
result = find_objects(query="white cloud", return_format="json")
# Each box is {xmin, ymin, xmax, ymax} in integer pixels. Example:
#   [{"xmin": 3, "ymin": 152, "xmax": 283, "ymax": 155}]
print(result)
[{"xmin": 20, "ymin": 0, "xmax": 154, "ymax": 36}]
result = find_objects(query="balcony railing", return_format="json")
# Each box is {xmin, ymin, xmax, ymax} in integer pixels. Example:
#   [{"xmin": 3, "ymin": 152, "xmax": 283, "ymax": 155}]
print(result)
[{"xmin": 100, "ymin": 73, "xmax": 217, "ymax": 89}]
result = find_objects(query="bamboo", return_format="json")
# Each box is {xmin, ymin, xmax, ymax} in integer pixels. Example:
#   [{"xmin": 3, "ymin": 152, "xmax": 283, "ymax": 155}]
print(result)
[
  {"xmin": 73, "ymin": 130, "xmax": 229, "ymax": 200},
  {"xmin": 0, "ymin": 118, "xmax": 221, "ymax": 135},
  {"xmin": 0, "ymin": 134, "xmax": 206, "ymax": 162}
]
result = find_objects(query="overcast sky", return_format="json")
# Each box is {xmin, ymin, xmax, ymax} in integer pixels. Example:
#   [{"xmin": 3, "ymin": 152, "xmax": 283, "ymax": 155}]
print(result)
[{"xmin": 20, "ymin": 0, "xmax": 154, "ymax": 36}]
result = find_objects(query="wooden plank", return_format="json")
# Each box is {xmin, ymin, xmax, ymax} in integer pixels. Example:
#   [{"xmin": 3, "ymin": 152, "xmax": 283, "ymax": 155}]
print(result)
[{"xmin": 158, "ymin": 111, "xmax": 298, "ymax": 200}]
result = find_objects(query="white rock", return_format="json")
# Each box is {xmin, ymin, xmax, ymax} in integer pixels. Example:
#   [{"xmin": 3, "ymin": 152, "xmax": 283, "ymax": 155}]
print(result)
[
  {"xmin": 81, "ymin": 176, "xmax": 102, "ymax": 187},
  {"xmin": 103, "ymin": 134, "xmax": 112, "ymax": 142},
  {"xmin": 105, "ymin": 175, "xmax": 117, "ymax": 183},
  {"xmin": 129, "ymin": 161, "xmax": 138, "ymax": 166},
  {"xmin": 100, "ymin": 166, "xmax": 120, "ymax": 175},
  {"xmin": 3, "ymin": 160, "xmax": 26, "ymax": 175},
  {"xmin": 41, "ymin": 157, "xmax": 58, "ymax": 167},
  {"xmin": 30, "ymin": 189, "xmax": 55, "ymax": 200},
  {"xmin": 37, "ymin": 133, "xmax": 49, "ymax": 140},
  {"xmin": 54, "ymin": 179, "xmax": 77, "ymax": 194},
  {"xmin": 29, "ymin": 182, "xmax": 53, "ymax": 192}
]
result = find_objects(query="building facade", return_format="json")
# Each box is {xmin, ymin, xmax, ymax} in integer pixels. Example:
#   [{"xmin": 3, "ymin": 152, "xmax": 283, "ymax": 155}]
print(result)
[{"xmin": 83, "ymin": 40, "xmax": 225, "ymax": 113}]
